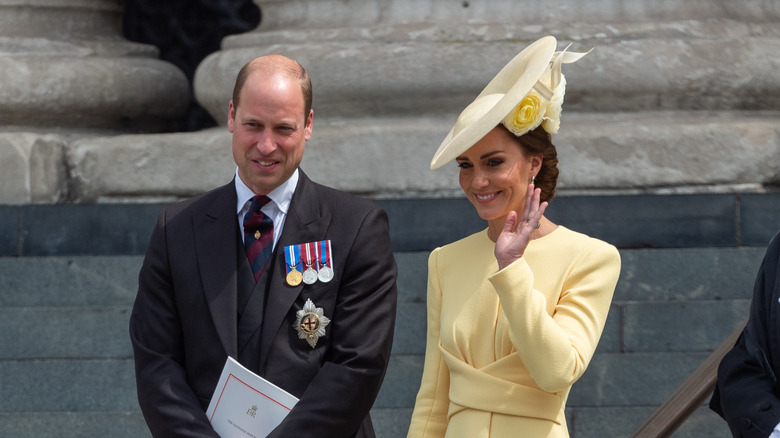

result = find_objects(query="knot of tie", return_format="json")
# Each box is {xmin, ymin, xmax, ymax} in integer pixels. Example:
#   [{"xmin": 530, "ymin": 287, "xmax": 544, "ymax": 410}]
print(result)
[{"xmin": 249, "ymin": 195, "xmax": 271, "ymax": 213}]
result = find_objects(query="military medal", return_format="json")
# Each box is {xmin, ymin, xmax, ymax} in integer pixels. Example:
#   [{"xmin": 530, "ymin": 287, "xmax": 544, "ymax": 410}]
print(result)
[
  {"xmin": 317, "ymin": 240, "xmax": 334, "ymax": 283},
  {"xmin": 285, "ymin": 244, "xmax": 302, "ymax": 286},
  {"xmin": 293, "ymin": 298, "xmax": 330, "ymax": 348},
  {"xmin": 287, "ymin": 268, "xmax": 302, "ymax": 287},
  {"xmin": 301, "ymin": 242, "xmax": 318, "ymax": 285}
]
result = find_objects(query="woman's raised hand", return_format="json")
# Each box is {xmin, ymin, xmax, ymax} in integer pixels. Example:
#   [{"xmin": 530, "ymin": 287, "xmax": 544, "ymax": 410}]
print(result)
[{"xmin": 494, "ymin": 183, "xmax": 547, "ymax": 270}]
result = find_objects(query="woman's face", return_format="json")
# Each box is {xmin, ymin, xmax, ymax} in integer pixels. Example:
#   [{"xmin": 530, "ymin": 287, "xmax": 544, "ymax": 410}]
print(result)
[{"xmin": 456, "ymin": 127, "xmax": 541, "ymax": 223}]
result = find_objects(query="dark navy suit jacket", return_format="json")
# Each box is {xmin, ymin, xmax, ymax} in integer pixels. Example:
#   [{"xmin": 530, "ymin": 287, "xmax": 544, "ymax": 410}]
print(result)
[
  {"xmin": 712, "ymin": 230, "xmax": 780, "ymax": 438},
  {"xmin": 130, "ymin": 170, "xmax": 398, "ymax": 437}
]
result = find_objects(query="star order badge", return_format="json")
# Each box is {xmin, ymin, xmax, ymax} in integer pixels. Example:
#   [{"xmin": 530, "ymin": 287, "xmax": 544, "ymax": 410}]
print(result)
[{"xmin": 293, "ymin": 298, "xmax": 330, "ymax": 348}]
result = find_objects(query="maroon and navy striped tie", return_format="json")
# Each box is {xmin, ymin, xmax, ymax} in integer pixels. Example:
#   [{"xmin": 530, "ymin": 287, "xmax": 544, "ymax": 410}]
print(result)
[{"xmin": 243, "ymin": 195, "xmax": 274, "ymax": 282}]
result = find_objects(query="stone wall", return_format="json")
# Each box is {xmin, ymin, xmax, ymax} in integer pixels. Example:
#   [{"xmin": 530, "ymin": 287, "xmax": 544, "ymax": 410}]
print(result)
[{"xmin": 1, "ymin": 0, "xmax": 778, "ymax": 203}]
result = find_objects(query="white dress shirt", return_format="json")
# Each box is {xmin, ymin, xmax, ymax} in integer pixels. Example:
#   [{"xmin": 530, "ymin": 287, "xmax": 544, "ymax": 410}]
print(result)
[{"xmin": 234, "ymin": 168, "xmax": 299, "ymax": 250}]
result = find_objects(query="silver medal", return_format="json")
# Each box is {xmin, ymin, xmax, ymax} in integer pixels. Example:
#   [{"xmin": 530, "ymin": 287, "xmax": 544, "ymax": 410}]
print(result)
[
  {"xmin": 317, "ymin": 266, "xmax": 334, "ymax": 283},
  {"xmin": 302, "ymin": 267, "xmax": 318, "ymax": 285}
]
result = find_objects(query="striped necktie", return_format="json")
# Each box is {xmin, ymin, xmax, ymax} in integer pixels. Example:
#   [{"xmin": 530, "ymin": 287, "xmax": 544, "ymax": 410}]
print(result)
[{"xmin": 242, "ymin": 195, "xmax": 274, "ymax": 282}]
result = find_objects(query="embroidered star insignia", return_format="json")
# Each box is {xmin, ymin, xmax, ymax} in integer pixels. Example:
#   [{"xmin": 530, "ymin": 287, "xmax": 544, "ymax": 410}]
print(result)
[{"xmin": 293, "ymin": 298, "xmax": 330, "ymax": 348}]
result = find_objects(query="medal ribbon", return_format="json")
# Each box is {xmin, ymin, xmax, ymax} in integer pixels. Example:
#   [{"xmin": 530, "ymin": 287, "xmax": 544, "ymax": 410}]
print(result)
[
  {"xmin": 318, "ymin": 240, "xmax": 332, "ymax": 270},
  {"xmin": 285, "ymin": 244, "xmax": 300, "ymax": 274},
  {"xmin": 302, "ymin": 242, "xmax": 315, "ymax": 271}
]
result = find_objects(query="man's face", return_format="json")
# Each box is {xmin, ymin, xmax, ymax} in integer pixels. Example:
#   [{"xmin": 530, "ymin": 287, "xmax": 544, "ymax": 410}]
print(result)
[{"xmin": 228, "ymin": 72, "xmax": 313, "ymax": 195}]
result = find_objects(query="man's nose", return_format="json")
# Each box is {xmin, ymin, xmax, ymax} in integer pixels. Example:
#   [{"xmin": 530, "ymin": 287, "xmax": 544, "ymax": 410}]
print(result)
[{"xmin": 255, "ymin": 132, "xmax": 276, "ymax": 154}]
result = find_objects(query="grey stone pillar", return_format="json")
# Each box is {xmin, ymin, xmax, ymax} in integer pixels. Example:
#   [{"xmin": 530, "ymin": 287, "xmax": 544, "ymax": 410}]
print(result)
[{"xmin": 0, "ymin": 0, "xmax": 189, "ymax": 203}]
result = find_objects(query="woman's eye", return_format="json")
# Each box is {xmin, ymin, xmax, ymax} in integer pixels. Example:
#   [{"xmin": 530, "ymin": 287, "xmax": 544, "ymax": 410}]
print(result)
[
  {"xmin": 487, "ymin": 159, "xmax": 503, "ymax": 167},
  {"xmin": 457, "ymin": 162, "xmax": 471, "ymax": 169}
]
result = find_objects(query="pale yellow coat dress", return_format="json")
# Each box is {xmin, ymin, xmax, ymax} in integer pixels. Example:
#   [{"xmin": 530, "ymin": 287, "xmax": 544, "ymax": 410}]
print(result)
[{"xmin": 407, "ymin": 226, "xmax": 621, "ymax": 438}]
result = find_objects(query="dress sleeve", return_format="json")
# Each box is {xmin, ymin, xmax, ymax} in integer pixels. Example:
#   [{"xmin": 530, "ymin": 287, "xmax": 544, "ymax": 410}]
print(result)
[
  {"xmin": 488, "ymin": 241, "xmax": 621, "ymax": 393},
  {"xmin": 407, "ymin": 248, "xmax": 450, "ymax": 438}
]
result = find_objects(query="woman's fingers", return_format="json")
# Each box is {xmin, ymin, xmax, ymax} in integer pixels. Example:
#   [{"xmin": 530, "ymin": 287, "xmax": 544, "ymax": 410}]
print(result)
[{"xmin": 503, "ymin": 210, "xmax": 518, "ymax": 234}]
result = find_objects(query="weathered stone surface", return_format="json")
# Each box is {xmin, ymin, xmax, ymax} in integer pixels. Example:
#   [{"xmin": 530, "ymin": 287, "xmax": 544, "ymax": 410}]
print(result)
[
  {"xmin": 570, "ymin": 406, "xmax": 730, "ymax": 438},
  {"xmin": 0, "ymin": 412, "xmax": 151, "ymax": 438},
  {"xmin": 0, "ymin": 56, "xmax": 189, "ymax": 131},
  {"xmin": 615, "ymin": 247, "xmax": 764, "ymax": 302},
  {"xmin": 569, "ymin": 351, "xmax": 712, "ymax": 406},
  {"xmin": 0, "ymin": 0, "xmax": 189, "ymax": 132},
  {"xmin": 0, "ymin": 359, "xmax": 137, "ymax": 412},
  {"xmin": 255, "ymin": 0, "xmax": 780, "ymax": 30},
  {"xmin": 558, "ymin": 112, "xmax": 780, "ymax": 191},
  {"xmin": 0, "ymin": 133, "xmax": 67, "ymax": 204},
  {"xmin": 66, "ymin": 129, "xmax": 235, "ymax": 202},
  {"xmin": 0, "ymin": 0, "xmax": 125, "ymax": 40},
  {"xmin": 0, "ymin": 307, "xmax": 133, "ymax": 359},
  {"xmin": 197, "ymin": 21, "xmax": 780, "ymax": 122},
  {"xmin": 622, "ymin": 299, "xmax": 750, "ymax": 352},
  {"xmin": 59, "ymin": 112, "xmax": 779, "ymax": 202},
  {"xmin": 0, "ymin": 256, "xmax": 141, "ymax": 306}
]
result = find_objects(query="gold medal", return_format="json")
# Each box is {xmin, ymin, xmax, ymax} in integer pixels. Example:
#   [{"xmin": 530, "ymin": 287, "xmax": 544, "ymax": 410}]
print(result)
[
  {"xmin": 286, "ymin": 268, "xmax": 303, "ymax": 286},
  {"xmin": 284, "ymin": 244, "xmax": 303, "ymax": 286}
]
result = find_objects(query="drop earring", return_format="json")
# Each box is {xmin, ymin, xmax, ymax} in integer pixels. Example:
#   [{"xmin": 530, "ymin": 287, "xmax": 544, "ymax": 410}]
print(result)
[{"xmin": 531, "ymin": 175, "xmax": 536, "ymax": 185}]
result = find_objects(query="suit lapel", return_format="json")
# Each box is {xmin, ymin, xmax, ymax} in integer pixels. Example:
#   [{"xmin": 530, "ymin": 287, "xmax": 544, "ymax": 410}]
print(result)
[
  {"xmin": 259, "ymin": 172, "xmax": 331, "ymax": 368},
  {"xmin": 194, "ymin": 182, "xmax": 239, "ymax": 358}
]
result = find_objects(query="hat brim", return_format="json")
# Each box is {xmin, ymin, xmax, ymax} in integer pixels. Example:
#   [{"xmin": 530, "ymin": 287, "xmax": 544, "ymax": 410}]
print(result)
[{"xmin": 430, "ymin": 36, "xmax": 558, "ymax": 170}]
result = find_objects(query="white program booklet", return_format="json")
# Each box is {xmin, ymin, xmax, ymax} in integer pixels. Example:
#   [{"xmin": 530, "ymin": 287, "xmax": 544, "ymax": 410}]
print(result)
[{"xmin": 206, "ymin": 356, "xmax": 299, "ymax": 438}]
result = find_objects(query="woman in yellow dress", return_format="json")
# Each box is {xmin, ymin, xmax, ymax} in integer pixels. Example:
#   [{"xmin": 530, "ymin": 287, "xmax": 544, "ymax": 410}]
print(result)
[{"xmin": 407, "ymin": 36, "xmax": 621, "ymax": 438}]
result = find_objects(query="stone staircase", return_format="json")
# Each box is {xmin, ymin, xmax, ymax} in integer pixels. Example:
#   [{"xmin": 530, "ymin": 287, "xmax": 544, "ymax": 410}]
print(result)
[{"xmin": 1, "ymin": 192, "xmax": 779, "ymax": 437}]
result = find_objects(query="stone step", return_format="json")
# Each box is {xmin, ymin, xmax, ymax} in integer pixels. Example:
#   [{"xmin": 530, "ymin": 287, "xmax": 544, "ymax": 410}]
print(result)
[
  {"xmin": 3, "ymin": 193, "xmax": 780, "ymax": 256},
  {"xmin": 0, "ymin": 247, "xmax": 762, "ymax": 355},
  {"xmin": 378, "ymin": 406, "xmax": 731, "ymax": 438},
  {"xmin": 0, "ymin": 243, "xmax": 766, "ymax": 437},
  {"xmin": 4, "ymin": 110, "xmax": 780, "ymax": 203},
  {"xmin": 0, "ymin": 412, "xmax": 150, "ymax": 438},
  {"xmin": 200, "ymin": 20, "xmax": 780, "ymax": 120}
]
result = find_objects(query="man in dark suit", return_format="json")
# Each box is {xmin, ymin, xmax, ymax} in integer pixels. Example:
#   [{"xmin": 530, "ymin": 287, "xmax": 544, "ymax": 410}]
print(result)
[
  {"xmin": 129, "ymin": 54, "xmax": 398, "ymax": 437},
  {"xmin": 711, "ymin": 229, "xmax": 780, "ymax": 438}
]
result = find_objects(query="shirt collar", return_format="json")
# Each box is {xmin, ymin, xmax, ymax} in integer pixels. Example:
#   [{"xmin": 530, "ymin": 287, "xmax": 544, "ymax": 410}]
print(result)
[{"xmin": 234, "ymin": 168, "xmax": 299, "ymax": 215}]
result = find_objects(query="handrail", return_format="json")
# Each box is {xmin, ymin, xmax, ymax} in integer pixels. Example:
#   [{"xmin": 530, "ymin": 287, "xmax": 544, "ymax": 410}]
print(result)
[{"xmin": 629, "ymin": 318, "xmax": 748, "ymax": 438}]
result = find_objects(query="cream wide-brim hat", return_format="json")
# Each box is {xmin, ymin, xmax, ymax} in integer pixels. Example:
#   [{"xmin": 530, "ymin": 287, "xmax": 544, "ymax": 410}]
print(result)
[{"xmin": 430, "ymin": 36, "xmax": 588, "ymax": 170}]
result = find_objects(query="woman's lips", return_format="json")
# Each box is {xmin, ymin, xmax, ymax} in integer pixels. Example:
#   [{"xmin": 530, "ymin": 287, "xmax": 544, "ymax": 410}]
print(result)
[{"xmin": 474, "ymin": 192, "xmax": 499, "ymax": 203}]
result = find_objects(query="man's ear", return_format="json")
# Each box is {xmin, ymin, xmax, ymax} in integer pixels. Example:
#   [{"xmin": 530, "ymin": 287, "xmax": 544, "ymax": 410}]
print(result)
[
  {"xmin": 304, "ymin": 109, "xmax": 314, "ymax": 140},
  {"xmin": 228, "ymin": 100, "xmax": 236, "ymax": 133}
]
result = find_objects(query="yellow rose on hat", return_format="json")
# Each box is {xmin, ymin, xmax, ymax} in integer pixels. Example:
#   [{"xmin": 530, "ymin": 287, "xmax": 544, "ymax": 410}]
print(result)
[{"xmin": 502, "ymin": 91, "xmax": 547, "ymax": 137}]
